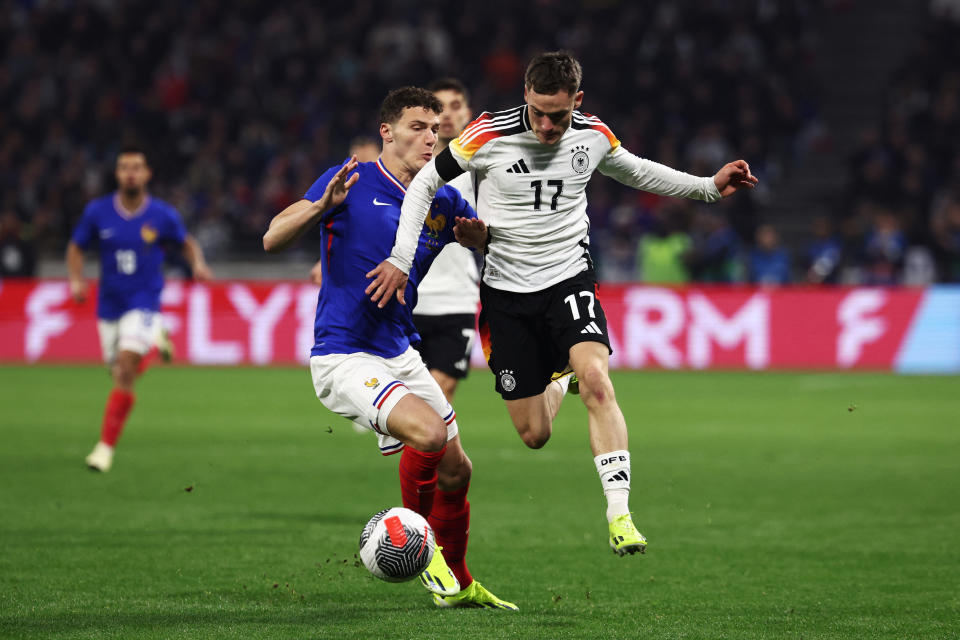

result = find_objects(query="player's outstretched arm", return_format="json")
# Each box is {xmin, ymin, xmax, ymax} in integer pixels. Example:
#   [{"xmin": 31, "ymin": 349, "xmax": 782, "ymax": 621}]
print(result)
[
  {"xmin": 263, "ymin": 156, "xmax": 359, "ymax": 253},
  {"xmin": 183, "ymin": 234, "xmax": 213, "ymax": 281},
  {"xmin": 453, "ymin": 217, "xmax": 488, "ymax": 250},
  {"xmin": 65, "ymin": 241, "xmax": 88, "ymax": 303},
  {"xmin": 713, "ymin": 160, "xmax": 759, "ymax": 197}
]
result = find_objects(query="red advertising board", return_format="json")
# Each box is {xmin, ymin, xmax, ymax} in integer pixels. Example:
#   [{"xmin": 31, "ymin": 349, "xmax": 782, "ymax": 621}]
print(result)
[{"xmin": 0, "ymin": 279, "xmax": 934, "ymax": 370}]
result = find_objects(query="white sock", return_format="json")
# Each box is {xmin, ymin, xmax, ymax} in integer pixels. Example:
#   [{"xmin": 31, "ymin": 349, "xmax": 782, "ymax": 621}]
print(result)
[
  {"xmin": 553, "ymin": 374, "xmax": 570, "ymax": 396},
  {"xmin": 594, "ymin": 450, "xmax": 631, "ymax": 522}
]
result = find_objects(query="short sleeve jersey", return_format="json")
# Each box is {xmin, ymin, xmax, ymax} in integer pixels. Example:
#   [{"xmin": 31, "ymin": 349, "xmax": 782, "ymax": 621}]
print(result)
[
  {"xmin": 306, "ymin": 159, "xmax": 476, "ymax": 359},
  {"xmin": 71, "ymin": 194, "xmax": 187, "ymax": 319}
]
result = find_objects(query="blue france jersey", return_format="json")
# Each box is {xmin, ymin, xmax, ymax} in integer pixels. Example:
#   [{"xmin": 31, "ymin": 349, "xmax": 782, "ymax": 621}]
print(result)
[
  {"xmin": 306, "ymin": 159, "xmax": 476, "ymax": 359},
  {"xmin": 71, "ymin": 194, "xmax": 187, "ymax": 319}
]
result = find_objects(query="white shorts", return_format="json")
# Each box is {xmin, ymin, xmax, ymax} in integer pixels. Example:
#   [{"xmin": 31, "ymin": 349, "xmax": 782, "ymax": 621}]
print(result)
[
  {"xmin": 309, "ymin": 346, "xmax": 459, "ymax": 456},
  {"xmin": 97, "ymin": 309, "xmax": 160, "ymax": 364}
]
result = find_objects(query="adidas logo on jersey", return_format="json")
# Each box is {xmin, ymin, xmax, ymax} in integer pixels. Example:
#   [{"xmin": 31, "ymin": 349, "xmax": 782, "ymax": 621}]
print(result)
[
  {"xmin": 581, "ymin": 321, "xmax": 603, "ymax": 335},
  {"xmin": 505, "ymin": 159, "xmax": 530, "ymax": 174}
]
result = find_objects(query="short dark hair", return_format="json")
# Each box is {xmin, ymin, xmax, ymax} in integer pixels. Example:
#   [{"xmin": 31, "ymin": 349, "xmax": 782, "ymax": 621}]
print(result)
[
  {"xmin": 379, "ymin": 87, "xmax": 443, "ymax": 125},
  {"xmin": 524, "ymin": 51, "xmax": 582, "ymax": 95},
  {"xmin": 116, "ymin": 143, "xmax": 150, "ymax": 166},
  {"xmin": 427, "ymin": 77, "xmax": 470, "ymax": 105}
]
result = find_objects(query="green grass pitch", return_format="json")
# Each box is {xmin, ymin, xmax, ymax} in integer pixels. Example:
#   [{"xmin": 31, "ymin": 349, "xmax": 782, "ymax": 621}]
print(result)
[{"xmin": 1, "ymin": 365, "xmax": 958, "ymax": 639}]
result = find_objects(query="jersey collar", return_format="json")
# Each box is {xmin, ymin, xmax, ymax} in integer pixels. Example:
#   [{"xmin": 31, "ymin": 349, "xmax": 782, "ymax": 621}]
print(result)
[
  {"xmin": 376, "ymin": 158, "xmax": 406, "ymax": 195},
  {"xmin": 113, "ymin": 193, "xmax": 151, "ymax": 219}
]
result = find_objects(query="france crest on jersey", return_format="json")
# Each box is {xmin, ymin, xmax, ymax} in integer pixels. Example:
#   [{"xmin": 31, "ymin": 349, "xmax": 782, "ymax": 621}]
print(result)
[
  {"xmin": 305, "ymin": 158, "xmax": 476, "ymax": 359},
  {"xmin": 71, "ymin": 194, "xmax": 187, "ymax": 319}
]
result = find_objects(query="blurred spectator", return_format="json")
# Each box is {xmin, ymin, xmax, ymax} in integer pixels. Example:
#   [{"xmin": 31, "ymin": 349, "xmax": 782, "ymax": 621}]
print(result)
[
  {"xmin": 637, "ymin": 203, "xmax": 692, "ymax": 284},
  {"xmin": 686, "ymin": 210, "xmax": 741, "ymax": 283},
  {"xmin": 803, "ymin": 216, "xmax": 843, "ymax": 284},
  {"xmin": 861, "ymin": 208, "xmax": 907, "ymax": 285},
  {"xmin": 0, "ymin": 210, "xmax": 36, "ymax": 277},
  {"xmin": 595, "ymin": 195, "xmax": 644, "ymax": 282},
  {"xmin": 902, "ymin": 245, "xmax": 937, "ymax": 286},
  {"xmin": 748, "ymin": 224, "xmax": 791, "ymax": 285},
  {"xmin": 602, "ymin": 236, "xmax": 638, "ymax": 283},
  {"xmin": 348, "ymin": 136, "xmax": 381, "ymax": 163},
  {"xmin": 930, "ymin": 189, "xmax": 960, "ymax": 281}
]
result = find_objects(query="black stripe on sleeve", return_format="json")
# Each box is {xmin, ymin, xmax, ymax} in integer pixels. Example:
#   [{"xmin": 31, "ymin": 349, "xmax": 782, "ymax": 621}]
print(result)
[{"xmin": 435, "ymin": 146, "xmax": 466, "ymax": 183}]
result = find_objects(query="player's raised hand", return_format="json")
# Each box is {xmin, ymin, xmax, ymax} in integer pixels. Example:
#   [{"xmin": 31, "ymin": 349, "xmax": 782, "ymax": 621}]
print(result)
[
  {"xmin": 365, "ymin": 260, "xmax": 408, "ymax": 308},
  {"xmin": 713, "ymin": 160, "xmax": 759, "ymax": 197},
  {"xmin": 69, "ymin": 278, "xmax": 88, "ymax": 303},
  {"xmin": 315, "ymin": 156, "xmax": 360, "ymax": 211},
  {"xmin": 454, "ymin": 217, "xmax": 488, "ymax": 250},
  {"xmin": 264, "ymin": 157, "xmax": 360, "ymax": 254}
]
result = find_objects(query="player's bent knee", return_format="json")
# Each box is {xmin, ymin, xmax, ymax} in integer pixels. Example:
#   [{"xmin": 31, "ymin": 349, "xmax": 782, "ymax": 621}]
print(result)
[
  {"xmin": 578, "ymin": 366, "xmax": 614, "ymax": 406},
  {"xmin": 406, "ymin": 422, "xmax": 447, "ymax": 453},
  {"xmin": 112, "ymin": 362, "xmax": 138, "ymax": 388}
]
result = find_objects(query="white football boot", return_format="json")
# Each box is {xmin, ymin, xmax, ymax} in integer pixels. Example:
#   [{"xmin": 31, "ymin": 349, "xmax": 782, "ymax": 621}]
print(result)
[{"xmin": 85, "ymin": 442, "xmax": 114, "ymax": 472}]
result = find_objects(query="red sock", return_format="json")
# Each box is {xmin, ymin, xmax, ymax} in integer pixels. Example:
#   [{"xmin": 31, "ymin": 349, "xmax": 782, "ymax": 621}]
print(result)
[
  {"xmin": 429, "ymin": 484, "xmax": 473, "ymax": 588},
  {"xmin": 137, "ymin": 348, "xmax": 157, "ymax": 375},
  {"xmin": 398, "ymin": 445, "xmax": 446, "ymax": 518},
  {"xmin": 100, "ymin": 388, "xmax": 135, "ymax": 447}
]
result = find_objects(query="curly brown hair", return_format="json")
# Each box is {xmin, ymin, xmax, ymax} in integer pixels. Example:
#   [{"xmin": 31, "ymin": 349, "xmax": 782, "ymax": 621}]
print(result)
[{"xmin": 379, "ymin": 87, "xmax": 443, "ymax": 125}]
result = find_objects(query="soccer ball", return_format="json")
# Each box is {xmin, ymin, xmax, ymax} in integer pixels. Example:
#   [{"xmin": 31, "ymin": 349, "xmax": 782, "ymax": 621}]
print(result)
[{"xmin": 358, "ymin": 507, "xmax": 435, "ymax": 582}]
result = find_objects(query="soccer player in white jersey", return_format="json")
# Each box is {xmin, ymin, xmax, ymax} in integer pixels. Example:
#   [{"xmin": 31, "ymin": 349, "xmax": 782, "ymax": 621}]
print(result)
[
  {"xmin": 368, "ymin": 52, "xmax": 758, "ymax": 557},
  {"xmin": 264, "ymin": 87, "xmax": 516, "ymax": 610},
  {"xmin": 412, "ymin": 78, "xmax": 481, "ymax": 402}
]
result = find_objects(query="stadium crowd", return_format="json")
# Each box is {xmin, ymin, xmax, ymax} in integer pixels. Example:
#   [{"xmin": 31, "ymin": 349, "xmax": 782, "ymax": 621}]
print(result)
[
  {"xmin": 3, "ymin": 0, "xmax": 954, "ymax": 285},
  {"xmin": 831, "ymin": 8, "xmax": 960, "ymax": 285}
]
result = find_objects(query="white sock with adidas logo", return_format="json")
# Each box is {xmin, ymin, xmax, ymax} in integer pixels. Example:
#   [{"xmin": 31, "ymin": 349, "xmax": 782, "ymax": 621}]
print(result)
[{"xmin": 594, "ymin": 450, "xmax": 631, "ymax": 522}]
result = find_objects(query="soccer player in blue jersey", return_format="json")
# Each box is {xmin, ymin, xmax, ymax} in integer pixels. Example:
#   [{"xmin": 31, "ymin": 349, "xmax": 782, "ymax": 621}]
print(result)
[
  {"xmin": 263, "ymin": 87, "xmax": 516, "ymax": 610},
  {"xmin": 67, "ymin": 146, "xmax": 211, "ymax": 472}
]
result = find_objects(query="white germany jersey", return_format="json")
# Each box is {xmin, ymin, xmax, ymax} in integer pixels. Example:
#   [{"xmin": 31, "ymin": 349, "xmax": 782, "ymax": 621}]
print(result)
[
  {"xmin": 413, "ymin": 172, "xmax": 480, "ymax": 316},
  {"xmin": 450, "ymin": 106, "xmax": 616, "ymax": 291},
  {"xmin": 390, "ymin": 105, "xmax": 721, "ymax": 293}
]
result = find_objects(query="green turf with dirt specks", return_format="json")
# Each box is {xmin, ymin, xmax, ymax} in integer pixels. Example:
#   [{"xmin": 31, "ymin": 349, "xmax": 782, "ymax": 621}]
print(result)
[{"xmin": 1, "ymin": 366, "xmax": 958, "ymax": 639}]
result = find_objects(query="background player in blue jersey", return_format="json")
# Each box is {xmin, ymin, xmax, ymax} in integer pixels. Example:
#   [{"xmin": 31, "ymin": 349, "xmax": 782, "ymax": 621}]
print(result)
[
  {"xmin": 67, "ymin": 146, "xmax": 212, "ymax": 472},
  {"xmin": 263, "ymin": 87, "xmax": 516, "ymax": 610}
]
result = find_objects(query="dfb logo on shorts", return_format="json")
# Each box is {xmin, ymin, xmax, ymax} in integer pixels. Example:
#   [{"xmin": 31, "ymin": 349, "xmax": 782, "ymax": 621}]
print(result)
[{"xmin": 499, "ymin": 370, "xmax": 516, "ymax": 392}]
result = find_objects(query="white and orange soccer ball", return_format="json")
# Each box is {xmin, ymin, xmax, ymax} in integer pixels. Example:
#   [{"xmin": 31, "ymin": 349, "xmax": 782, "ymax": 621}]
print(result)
[{"xmin": 358, "ymin": 507, "xmax": 435, "ymax": 582}]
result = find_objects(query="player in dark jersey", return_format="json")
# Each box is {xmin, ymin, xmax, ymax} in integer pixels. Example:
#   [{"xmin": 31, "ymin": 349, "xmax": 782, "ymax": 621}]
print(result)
[
  {"xmin": 264, "ymin": 87, "xmax": 516, "ymax": 610},
  {"xmin": 67, "ymin": 145, "xmax": 212, "ymax": 472}
]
